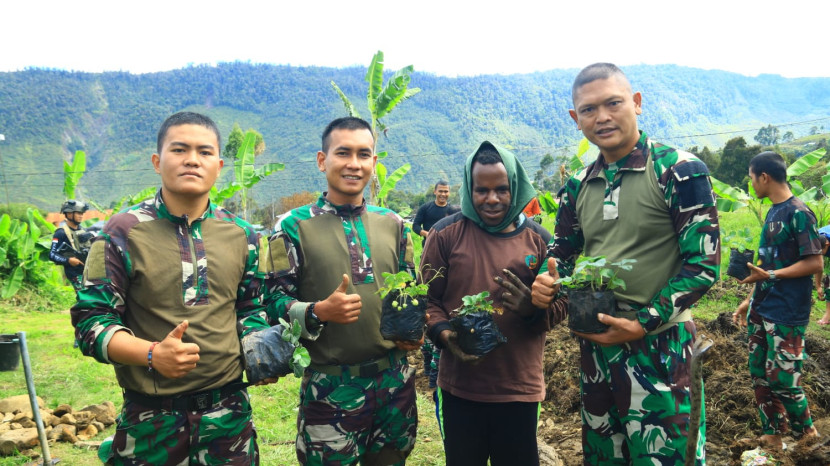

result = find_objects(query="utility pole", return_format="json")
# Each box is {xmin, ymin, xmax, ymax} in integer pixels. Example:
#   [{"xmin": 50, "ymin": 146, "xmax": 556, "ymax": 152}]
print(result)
[{"xmin": 0, "ymin": 134, "xmax": 8, "ymax": 208}]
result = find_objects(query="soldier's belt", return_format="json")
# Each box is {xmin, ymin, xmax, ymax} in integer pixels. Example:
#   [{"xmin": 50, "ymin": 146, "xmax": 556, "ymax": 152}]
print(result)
[
  {"xmin": 123, "ymin": 380, "xmax": 249, "ymax": 412},
  {"xmin": 615, "ymin": 308, "xmax": 693, "ymax": 335},
  {"xmin": 309, "ymin": 350, "xmax": 407, "ymax": 378}
]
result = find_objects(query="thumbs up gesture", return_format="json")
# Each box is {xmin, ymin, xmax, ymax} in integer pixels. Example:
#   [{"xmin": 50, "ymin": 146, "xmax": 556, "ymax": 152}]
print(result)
[
  {"xmin": 313, "ymin": 274, "xmax": 362, "ymax": 325},
  {"xmin": 152, "ymin": 320, "xmax": 201, "ymax": 379},
  {"xmin": 531, "ymin": 257, "xmax": 561, "ymax": 308}
]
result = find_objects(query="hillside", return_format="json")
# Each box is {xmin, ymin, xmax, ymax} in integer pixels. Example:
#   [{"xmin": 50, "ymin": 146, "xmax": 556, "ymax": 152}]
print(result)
[{"xmin": 1, "ymin": 63, "xmax": 829, "ymax": 210}]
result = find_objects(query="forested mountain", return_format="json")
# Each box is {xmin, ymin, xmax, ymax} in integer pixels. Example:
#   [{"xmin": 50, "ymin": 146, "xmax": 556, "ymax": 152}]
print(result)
[{"xmin": 1, "ymin": 62, "xmax": 828, "ymax": 210}]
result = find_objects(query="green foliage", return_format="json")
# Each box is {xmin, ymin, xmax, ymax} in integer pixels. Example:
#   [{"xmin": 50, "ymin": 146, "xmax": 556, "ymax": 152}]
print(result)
[
  {"xmin": 277, "ymin": 317, "xmax": 311, "ymax": 378},
  {"xmin": 754, "ymin": 124, "xmax": 780, "ymax": 146},
  {"xmin": 555, "ymin": 256, "xmax": 636, "ymax": 292},
  {"xmin": 224, "ymin": 123, "xmax": 245, "ymax": 159},
  {"xmin": 713, "ymin": 137, "xmax": 762, "ymax": 188},
  {"xmin": 457, "ymin": 291, "xmax": 501, "ymax": 316},
  {"xmin": 0, "ymin": 210, "xmax": 61, "ymax": 298},
  {"xmin": 722, "ymin": 227, "xmax": 754, "ymax": 253},
  {"xmin": 377, "ymin": 267, "xmax": 442, "ymax": 309},
  {"xmin": 63, "ymin": 150, "xmax": 86, "ymax": 200},
  {"xmin": 3, "ymin": 64, "xmax": 830, "ymax": 210}
]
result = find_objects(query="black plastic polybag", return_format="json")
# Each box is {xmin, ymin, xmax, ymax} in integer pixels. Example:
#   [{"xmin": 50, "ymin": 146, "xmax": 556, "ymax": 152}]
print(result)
[
  {"xmin": 380, "ymin": 290, "xmax": 426, "ymax": 342},
  {"xmin": 241, "ymin": 325, "xmax": 294, "ymax": 383},
  {"xmin": 450, "ymin": 311, "xmax": 507, "ymax": 357},
  {"xmin": 567, "ymin": 289, "xmax": 615, "ymax": 334},
  {"xmin": 726, "ymin": 249, "xmax": 755, "ymax": 280}
]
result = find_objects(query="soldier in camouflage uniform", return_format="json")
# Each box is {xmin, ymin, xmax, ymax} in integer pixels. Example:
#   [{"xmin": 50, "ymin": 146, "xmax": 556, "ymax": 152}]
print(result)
[
  {"xmin": 71, "ymin": 112, "xmax": 272, "ymax": 465},
  {"xmin": 532, "ymin": 63, "xmax": 720, "ymax": 465},
  {"xmin": 263, "ymin": 117, "xmax": 419, "ymax": 465},
  {"xmin": 733, "ymin": 151, "xmax": 822, "ymax": 450}
]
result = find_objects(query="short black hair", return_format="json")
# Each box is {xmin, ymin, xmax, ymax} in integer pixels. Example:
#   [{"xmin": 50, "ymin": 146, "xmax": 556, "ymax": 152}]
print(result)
[
  {"xmin": 472, "ymin": 143, "xmax": 503, "ymax": 166},
  {"xmin": 434, "ymin": 180, "xmax": 450, "ymax": 190},
  {"xmin": 571, "ymin": 63, "xmax": 631, "ymax": 105},
  {"xmin": 157, "ymin": 112, "xmax": 221, "ymax": 154},
  {"xmin": 749, "ymin": 151, "xmax": 787, "ymax": 183},
  {"xmin": 321, "ymin": 117, "xmax": 374, "ymax": 153}
]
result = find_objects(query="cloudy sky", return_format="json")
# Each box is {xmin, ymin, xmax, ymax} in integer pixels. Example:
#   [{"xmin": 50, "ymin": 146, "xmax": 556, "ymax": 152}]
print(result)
[{"xmin": 3, "ymin": 0, "xmax": 827, "ymax": 78}]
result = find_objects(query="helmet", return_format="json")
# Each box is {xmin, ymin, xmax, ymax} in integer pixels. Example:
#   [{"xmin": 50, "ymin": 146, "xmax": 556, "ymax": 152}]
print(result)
[{"xmin": 61, "ymin": 199, "xmax": 89, "ymax": 214}]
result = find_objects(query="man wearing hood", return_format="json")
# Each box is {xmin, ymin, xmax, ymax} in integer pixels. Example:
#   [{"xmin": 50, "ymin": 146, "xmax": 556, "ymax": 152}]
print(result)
[{"xmin": 422, "ymin": 142, "xmax": 567, "ymax": 465}]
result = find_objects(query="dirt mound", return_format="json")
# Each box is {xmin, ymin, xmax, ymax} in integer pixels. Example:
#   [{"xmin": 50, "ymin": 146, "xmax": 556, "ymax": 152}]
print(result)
[{"xmin": 413, "ymin": 313, "xmax": 830, "ymax": 465}]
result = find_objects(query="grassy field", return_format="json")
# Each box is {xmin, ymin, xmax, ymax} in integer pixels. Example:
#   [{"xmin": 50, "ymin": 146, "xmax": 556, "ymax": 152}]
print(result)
[{"xmin": 3, "ymin": 209, "xmax": 830, "ymax": 464}]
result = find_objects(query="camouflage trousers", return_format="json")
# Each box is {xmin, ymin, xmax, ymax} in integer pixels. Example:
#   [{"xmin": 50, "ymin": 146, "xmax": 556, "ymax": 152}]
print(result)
[
  {"xmin": 297, "ymin": 354, "xmax": 417, "ymax": 465},
  {"xmin": 420, "ymin": 339, "xmax": 440, "ymax": 388},
  {"xmin": 747, "ymin": 312, "xmax": 814, "ymax": 435},
  {"xmin": 98, "ymin": 388, "xmax": 258, "ymax": 465},
  {"xmin": 580, "ymin": 321, "xmax": 705, "ymax": 465}
]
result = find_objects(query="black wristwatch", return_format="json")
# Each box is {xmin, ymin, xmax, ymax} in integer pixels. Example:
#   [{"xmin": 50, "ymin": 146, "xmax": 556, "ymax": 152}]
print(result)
[{"xmin": 307, "ymin": 302, "xmax": 326, "ymax": 329}]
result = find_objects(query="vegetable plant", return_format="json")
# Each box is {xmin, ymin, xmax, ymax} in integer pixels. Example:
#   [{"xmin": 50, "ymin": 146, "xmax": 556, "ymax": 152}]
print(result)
[
  {"xmin": 278, "ymin": 317, "xmax": 311, "ymax": 378},
  {"xmin": 555, "ymin": 256, "xmax": 636, "ymax": 292},
  {"xmin": 722, "ymin": 227, "xmax": 754, "ymax": 253},
  {"xmin": 457, "ymin": 291, "xmax": 502, "ymax": 317},
  {"xmin": 377, "ymin": 267, "xmax": 442, "ymax": 310}
]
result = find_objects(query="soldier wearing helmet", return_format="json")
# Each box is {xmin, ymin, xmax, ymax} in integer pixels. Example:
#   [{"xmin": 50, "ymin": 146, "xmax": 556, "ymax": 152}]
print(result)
[{"xmin": 49, "ymin": 199, "xmax": 90, "ymax": 291}]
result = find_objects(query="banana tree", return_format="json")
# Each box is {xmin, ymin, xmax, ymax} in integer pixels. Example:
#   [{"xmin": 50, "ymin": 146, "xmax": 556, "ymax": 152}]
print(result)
[
  {"xmin": 0, "ymin": 209, "xmax": 57, "ymax": 298},
  {"xmin": 330, "ymin": 50, "xmax": 420, "ymax": 206},
  {"xmin": 63, "ymin": 150, "xmax": 86, "ymax": 199},
  {"xmin": 211, "ymin": 130, "xmax": 284, "ymax": 219}
]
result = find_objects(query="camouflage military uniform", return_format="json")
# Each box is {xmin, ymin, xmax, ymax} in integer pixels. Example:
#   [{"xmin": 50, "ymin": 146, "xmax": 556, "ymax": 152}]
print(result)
[
  {"xmin": 264, "ymin": 194, "xmax": 417, "ymax": 465},
  {"xmin": 71, "ymin": 191, "xmax": 269, "ymax": 465},
  {"xmin": 748, "ymin": 196, "xmax": 821, "ymax": 436},
  {"xmin": 546, "ymin": 132, "xmax": 720, "ymax": 464}
]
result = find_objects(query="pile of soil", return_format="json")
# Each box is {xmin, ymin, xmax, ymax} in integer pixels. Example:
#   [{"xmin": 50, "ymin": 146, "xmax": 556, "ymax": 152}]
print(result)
[{"xmin": 412, "ymin": 311, "xmax": 830, "ymax": 465}]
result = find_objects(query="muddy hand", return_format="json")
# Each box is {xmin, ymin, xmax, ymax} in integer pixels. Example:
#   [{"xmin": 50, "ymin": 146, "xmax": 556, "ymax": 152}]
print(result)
[
  {"xmin": 440, "ymin": 329, "xmax": 481, "ymax": 364},
  {"xmin": 532, "ymin": 257, "xmax": 560, "ymax": 308},
  {"xmin": 154, "ymin": 320, "xmax": 201, "ymax": 378},
  {"xmin": 496, "ymin": 269, "xmax": 535, "ymax": 317}
]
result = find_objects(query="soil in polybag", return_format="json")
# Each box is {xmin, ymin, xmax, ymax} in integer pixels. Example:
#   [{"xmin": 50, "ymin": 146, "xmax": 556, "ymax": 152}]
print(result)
[
  {"xmin": 567, "ymin": 289, "xmax": 615, "ymax": 334},
  {"xmin": 450, "ymin": 311, "xmax": 507, "ymax": 357},
  {"xmin": 726, "ymin": 249, "xmax": 755, "ymax": 280},
  {"xmin": 380, "ymin": 291, "xmax": 426, "ymax": 342},
  {"xmin": 243, "ymin": 325, "xmax": 295, "ymax": 383}
]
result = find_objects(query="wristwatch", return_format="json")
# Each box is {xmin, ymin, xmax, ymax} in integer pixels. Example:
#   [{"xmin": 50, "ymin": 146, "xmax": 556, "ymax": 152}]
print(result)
[
  {"xmin": 307, "ymin": 302, "xmax": 327, "ymax": 329},
  {"xmin": 768, "ymin": 269, "xmax": 777, "ymax": 281}
]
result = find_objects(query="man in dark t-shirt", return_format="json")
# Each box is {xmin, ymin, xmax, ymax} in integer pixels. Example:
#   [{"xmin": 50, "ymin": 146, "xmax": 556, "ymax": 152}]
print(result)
[
  {"xmin": 412, "ymin": 180, "xmax": 459, "ymax": 245},
  {"xmin": 733, "ymin": 151, "xmax": 822, "ymax": 450}
]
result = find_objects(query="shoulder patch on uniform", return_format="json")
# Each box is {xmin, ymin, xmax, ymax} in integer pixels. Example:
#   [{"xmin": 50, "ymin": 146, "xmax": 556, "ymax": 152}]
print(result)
[
  {"xmin": 85, "ymin": 241, "xmax": 107, "ymax": 281},
  {"xmin": 672, "ymin": 159, "xmax": 710, "ymax": 181},
  {"xmin": 672, "ymin": 160, "xmax": 715, "ymax": 210},
  {"xmin": 266, "ymin": 237, "xmax": 291, "ymax": 273}
]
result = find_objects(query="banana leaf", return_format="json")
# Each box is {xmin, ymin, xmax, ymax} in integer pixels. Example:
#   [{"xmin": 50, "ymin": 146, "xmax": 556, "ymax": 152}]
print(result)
[{"xmin": 787, "ymin": 148, "xmax": 826, "ymax": 178}]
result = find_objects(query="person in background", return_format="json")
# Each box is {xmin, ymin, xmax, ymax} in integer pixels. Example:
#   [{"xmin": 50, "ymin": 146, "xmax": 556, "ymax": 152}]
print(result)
[
  {"xmin": 412, "ymin": 180, "xmax": 459, "ymax": 390},
  {"xmin": 49, "ymin": 199, "xmax": 90, "ymax": 291},
  {"xmin": 422, "ymin": 141, "xmax": 567, "ymax": 465},
  {"xmin": 532, "ymin": 62, "xmax": 720, "ymax": 464},
  {"xmin": 733, "ymin": 151, "xmax": 822, "ymax": 450},
  {"xmin": 816, "ymin": 227, "xmax": 830, "ymax": 325},
  {"xmin": 263, "ymin": 116, "xmax": 419, "ymax": 465},
  {"xmin": 71, "ymin": 111, "xmax": 275, "ymax": 465}
]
